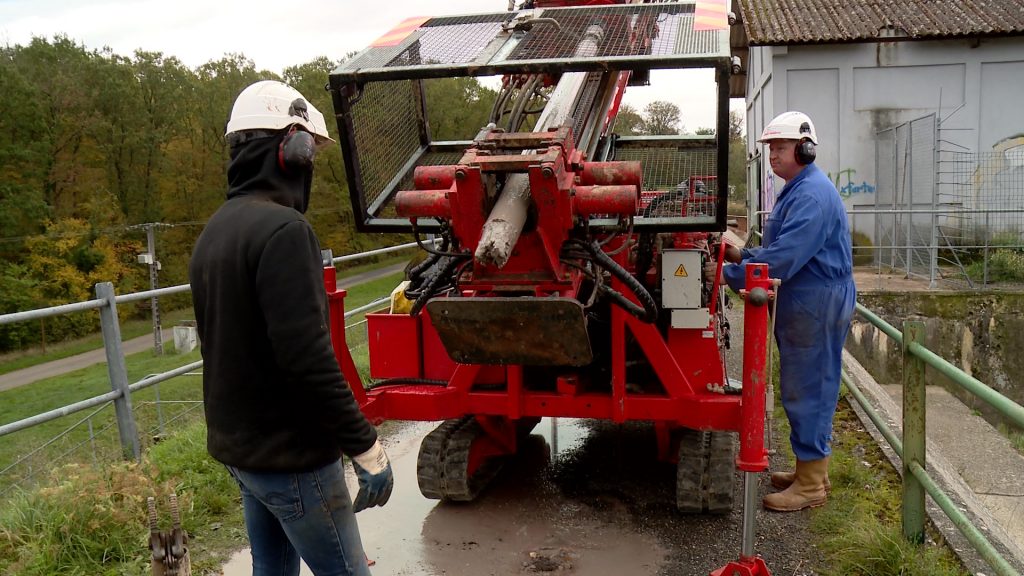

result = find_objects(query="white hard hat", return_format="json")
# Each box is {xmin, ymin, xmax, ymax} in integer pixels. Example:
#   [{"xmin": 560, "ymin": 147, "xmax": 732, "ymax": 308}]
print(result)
[
  {"xmin": 225, "ymin": 80, "xmax": 334, "ymax": 145},
  {"xmin": 758, "ymin": 111, "xmax": 817, "ymax": 144}
]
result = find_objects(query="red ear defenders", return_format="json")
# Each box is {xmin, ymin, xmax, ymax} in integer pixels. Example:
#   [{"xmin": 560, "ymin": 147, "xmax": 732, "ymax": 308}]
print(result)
[
  {"xmin": 795, "ymin": 121, "xmax": 816, "ymax": 165},
  {"xmin": 278, "ymin": 125, "xmax": 316, "ymax": 173}
]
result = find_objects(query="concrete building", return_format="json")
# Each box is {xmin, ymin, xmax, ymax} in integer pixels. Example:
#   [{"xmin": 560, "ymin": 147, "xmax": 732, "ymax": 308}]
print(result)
[{"xmin": 730, "ymin": 0, "xmax": 1024, "ymax": 252}]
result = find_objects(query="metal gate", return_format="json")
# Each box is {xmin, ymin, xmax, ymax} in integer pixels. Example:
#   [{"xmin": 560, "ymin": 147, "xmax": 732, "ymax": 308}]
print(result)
[{"xmin": 874, "ymin": 114, "xmax": 938, "ymax": 282}]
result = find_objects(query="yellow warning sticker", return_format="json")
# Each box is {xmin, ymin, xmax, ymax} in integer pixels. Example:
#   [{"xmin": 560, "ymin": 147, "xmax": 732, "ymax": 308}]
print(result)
[{"xmin": 674, "ymin": 264, "xmax": 688, "ymax": 277}]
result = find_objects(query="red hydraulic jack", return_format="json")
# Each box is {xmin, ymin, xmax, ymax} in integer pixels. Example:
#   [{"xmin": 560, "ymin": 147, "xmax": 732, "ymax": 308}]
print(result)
[{"xmin": 711, "ymin": 263, "xmax": 774, "ymax": 576}]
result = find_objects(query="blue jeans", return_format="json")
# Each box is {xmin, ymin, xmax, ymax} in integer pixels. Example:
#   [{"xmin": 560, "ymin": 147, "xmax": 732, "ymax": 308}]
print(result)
[{"xmin": 227, "ymin": 460, "xmax": 372, "ymax": 576}]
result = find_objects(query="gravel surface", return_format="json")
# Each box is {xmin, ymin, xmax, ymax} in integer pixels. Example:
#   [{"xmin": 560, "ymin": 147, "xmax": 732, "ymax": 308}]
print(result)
[{"xmin": 537, "ymin": 299, "xmax": 821, "ymax": 575}]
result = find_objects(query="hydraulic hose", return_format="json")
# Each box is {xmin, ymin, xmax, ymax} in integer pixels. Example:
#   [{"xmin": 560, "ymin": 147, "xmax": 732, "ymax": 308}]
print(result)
[
  {"xmin": 409, "ymin": 254, "xmax": 469, "ymax": 316},
  {"xmin": 582, "ymin": 239, "xmax": 659, "ymax": 323},
  {"xmin": 408, "ymin": 235, "xmax": 450, "ymax": 281}
]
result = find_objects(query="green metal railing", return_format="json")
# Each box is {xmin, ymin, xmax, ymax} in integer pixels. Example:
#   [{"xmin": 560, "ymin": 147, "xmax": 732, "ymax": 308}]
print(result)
[{"xmin": 847, "ymin": 301, "xmax": 1024, "ymax": 576}]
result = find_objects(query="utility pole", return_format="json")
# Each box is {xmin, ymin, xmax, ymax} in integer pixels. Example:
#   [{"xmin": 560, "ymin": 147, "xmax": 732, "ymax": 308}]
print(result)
[{"xmin": 138, "ymin": 224, "xmax": 163, "ymax": 355}]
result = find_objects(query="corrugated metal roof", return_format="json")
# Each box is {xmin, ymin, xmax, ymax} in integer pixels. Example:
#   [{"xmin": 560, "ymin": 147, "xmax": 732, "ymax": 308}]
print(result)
[{"xmin": 737, "ymin": 0, "xmax": 1024, "ymax": 45}]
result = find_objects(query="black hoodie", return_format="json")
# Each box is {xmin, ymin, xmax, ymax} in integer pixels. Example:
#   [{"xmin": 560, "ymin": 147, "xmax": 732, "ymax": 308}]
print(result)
[{"xmin": 189, "ymin": 133, "xmax": 377, "ymax": 471}]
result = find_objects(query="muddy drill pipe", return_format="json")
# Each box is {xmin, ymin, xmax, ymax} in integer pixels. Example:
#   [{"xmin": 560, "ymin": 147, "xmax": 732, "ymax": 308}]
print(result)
[{"xmin": 475, "ymin": 24, "xmax": 606, "ymax": 268}]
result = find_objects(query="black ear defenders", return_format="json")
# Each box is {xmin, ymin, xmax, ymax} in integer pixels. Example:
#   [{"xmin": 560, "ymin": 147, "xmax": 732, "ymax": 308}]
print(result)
[
  {"xmin": 278, "ymin": 125, "xmax": 316, "ymax": 173},
  {"xmin": 277, "ymin": 98, "xmax": 317, "ymax": 173},
  {"xmin": 795, "ymin": 121, "xmax": 816, "ymax": 165}
]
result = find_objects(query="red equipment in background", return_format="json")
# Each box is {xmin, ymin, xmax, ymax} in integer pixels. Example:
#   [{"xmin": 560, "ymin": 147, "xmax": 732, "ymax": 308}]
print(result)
[{"xmin": 327, "ymin": 2, "xmax": 772, "ymax": 574}]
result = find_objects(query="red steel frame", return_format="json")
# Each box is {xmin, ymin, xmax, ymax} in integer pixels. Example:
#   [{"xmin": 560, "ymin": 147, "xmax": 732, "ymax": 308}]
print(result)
[
  {"xmin": 325, "ymin": 0, "xmax": 772, "ymax": 568},
  {"xmin": 323, "ymin": 41, "xmax": 776, "ymax": 576},
  {"xmin": 325, "ymin": 259, "xmax": 773, "ymax": 576},
  {"xmin": 323, "ymin": 121, "xmax": 773, "ymax": 453},
  {"xmin": 326, "ymin": 266, "xmax": 766, "ymax": 445},
  {"xmin": 335, "ymin": 126, "xmax": 742, "ymax": 430}
]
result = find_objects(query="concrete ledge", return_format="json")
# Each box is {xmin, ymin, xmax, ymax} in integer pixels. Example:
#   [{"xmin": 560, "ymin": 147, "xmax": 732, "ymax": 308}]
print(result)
[{"xmin": 842, "ymin": 350, "xmax": 1024, "ymax": 574}]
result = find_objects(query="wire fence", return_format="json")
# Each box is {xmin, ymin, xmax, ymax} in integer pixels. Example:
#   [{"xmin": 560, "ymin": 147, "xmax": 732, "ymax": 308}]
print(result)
[
  {"xmin": 0, "ymin": 243, "xmax": 409, "ymax": 497},
  {"xmin": 862, "ymin": 113, "xmax": 1024, "ymax": 289}
]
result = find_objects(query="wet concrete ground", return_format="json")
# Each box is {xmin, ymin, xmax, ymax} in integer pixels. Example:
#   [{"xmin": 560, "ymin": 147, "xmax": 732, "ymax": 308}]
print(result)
[
  {"xmin": 223, "ymin": 416, "xmax": 819, "ymax": 575},
  {"xmin": 223, "ymin": 302, "xmax": 821, "ymax": 576},
  {"xmin": 224, "ymin": 418, "xmax": 665, "ymax": 575}
]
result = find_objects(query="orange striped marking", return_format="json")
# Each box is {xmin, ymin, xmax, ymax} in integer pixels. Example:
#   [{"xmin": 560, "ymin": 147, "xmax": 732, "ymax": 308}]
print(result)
[
  {"xmin": 693, "ymin": 0, "xmax": 728, "ymax": 31},
  {"xmin": 371, "ymin": 16, "xmax": 431, "ymax": 47}
]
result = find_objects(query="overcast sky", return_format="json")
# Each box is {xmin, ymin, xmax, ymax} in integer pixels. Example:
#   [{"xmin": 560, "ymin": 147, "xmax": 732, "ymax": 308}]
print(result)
[{"xmin": 0, "ymin": 0, "xmax": 740, "ymax": 132}]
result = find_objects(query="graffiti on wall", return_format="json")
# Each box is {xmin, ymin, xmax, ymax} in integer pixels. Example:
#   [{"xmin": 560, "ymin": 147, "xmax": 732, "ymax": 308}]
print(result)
[
  {"xmin": 762, "ymin": 166, "xmax": 876, "ymax": 215},
  {"xmin": 829, "ymin": 168, "xmax": 876, "ymax": 199}
]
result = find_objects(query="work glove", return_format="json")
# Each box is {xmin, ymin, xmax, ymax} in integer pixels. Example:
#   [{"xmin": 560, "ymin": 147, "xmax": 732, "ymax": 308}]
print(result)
[{"xmin": 352, "ymin": 440, "xmax": 394, "ymax": 512}]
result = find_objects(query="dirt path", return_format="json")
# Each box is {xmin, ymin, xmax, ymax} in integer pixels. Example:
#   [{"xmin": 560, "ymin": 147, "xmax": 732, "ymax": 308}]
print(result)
[
  {"xmin": 0, "ymin": 331, "xmax": 165, "ymax": 392},
  {"xmin": 338, "ymin": 262, "xmax": 405, "ymax": 289},
  {"xmin": 223, "ymin": 418, "xmax": 819, "ymax": 576}
]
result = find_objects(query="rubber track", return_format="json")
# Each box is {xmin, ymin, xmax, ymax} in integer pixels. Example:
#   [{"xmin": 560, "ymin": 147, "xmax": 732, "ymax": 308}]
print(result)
[
  {"xmin": 417, "ymin": 417, "xmax": 471, "ymax": 500},
  {"xmin": 416, "ymin": 416, "xmax": 506, "ymax": 502},
  {"xmin": 441, "ymin": 419, "xmax": 506, "ymax": 501},
  {"xmin": 676, "ymin": 429, "xmax": 737, "ymax": 514}
]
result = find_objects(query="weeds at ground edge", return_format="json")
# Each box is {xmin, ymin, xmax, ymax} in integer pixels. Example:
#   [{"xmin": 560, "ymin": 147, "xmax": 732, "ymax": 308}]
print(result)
[
  {"xmin": 0, "ymin": 422, "xmax": 245, "ymax": 576},
  {"xmin": 808, "ymin": 399, "xmax": 968, "ymax": 576}
]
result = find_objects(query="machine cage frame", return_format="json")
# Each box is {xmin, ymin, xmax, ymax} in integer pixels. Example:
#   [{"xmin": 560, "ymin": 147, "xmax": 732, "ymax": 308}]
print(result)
[{"xmin": 328, "ymin": 1, "xmax": 733, "ymax": 233}]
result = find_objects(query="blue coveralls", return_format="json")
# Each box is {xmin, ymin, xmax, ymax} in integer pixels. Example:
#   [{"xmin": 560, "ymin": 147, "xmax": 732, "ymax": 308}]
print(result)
[{"xmin": 723, "ymin": 163, "xmax": 856, "ymax": 461}]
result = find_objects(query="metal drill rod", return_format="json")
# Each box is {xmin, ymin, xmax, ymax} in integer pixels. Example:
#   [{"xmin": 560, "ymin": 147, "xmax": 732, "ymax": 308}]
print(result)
[
  {"xmin": 475, "ymin": 24, "xmax": 607, "ymax": 268},
  {"xmin": 740, "ymin": 471, "xmax": 759, "ymax": 558}
]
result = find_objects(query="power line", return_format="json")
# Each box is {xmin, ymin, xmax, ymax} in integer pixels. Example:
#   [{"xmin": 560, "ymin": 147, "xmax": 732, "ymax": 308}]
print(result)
[
  {"xmin": 0, "ymin": 219, "xmax": 209, "ymax": 244},
  {"xmin": 0, "ymin": 204, "xmax": 356, "ymax": 244}
]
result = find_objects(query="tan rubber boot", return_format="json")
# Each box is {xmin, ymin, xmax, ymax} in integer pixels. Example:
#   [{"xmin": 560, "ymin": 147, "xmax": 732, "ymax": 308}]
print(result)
[
  {"xmin": 763, "ymin": 458, "xmax": 828, "ymax": 512},
  {"xmin": 770, "ymin": 457, "xmax": 831, "ymax": 492}
]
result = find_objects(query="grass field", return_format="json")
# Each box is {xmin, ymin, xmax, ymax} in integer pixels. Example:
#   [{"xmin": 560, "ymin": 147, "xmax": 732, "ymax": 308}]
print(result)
[
  {"xmin": 767, "ymin": 365, "xmax": 968, "ymax": 575},
  {"xmin": 0, "ymin": 256, "xmax": 413, "ymax": 574},
  {"xmin": 0, "ymin": 265, "xmax": 405, "ymax": 483}
]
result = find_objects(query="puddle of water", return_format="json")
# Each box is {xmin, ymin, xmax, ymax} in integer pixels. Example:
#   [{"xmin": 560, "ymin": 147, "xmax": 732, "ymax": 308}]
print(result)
[
  {"xmin": 353, "ymin": 422, "xmax": 442, "ymax": 575},
  {"xmin": 222, "ymin": 421, "xmax": 440, "ymax": 576},
  {"xmin": 222, "ymin": 548, "xmax": 315, "ymax": 575},
  {"xmin": 220, "ymin": 418, "xmax": 665, "ymax": 576}
]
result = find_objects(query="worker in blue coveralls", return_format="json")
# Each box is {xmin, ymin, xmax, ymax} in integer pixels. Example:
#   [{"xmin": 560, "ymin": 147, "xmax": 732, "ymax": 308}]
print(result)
[{"xmin": 716, "ymin": 111, "xmax": 856, "ymax": 512}]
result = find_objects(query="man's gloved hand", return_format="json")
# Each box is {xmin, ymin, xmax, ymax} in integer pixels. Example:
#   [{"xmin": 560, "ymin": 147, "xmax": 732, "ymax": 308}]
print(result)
[
  {"xmin": 352, "ymin": 440, "xmax": 393, "ymax": 512},
  {"xmin": 712, "ymin": 241, "xmax": 744, "ymax": 264}
]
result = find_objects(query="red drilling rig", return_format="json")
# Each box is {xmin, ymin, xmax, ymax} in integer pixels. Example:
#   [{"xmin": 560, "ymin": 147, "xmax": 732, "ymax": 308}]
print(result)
[{"xmin": 326, "ymin": 2, "xmax": 772, "ymax": 573}]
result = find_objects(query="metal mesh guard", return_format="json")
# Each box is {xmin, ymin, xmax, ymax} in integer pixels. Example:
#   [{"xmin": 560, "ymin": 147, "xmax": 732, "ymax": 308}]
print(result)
[
  {"xmin": 333, "ymin": 2, "xmax": 728, "ymax": 232},
  {"xmin": 337, "ymin": 2, "xmax": 726, "ymax": 78},
  {"xmin": 340, "ymin": 79, "xmax": 720, "ymax": 229},
  {"xmin": 614, "ymin": 137, "xmax": 719, "ymax": 224},
  {"xmin": 507, "ymin": 4, "xmax": 718, "ymax": 61}
]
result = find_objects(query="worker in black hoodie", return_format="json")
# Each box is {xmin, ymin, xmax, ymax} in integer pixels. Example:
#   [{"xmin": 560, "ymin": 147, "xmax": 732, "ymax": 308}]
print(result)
[{"xmin": 189, "ymin": 80, "xmax": 390, "ymax": 576}]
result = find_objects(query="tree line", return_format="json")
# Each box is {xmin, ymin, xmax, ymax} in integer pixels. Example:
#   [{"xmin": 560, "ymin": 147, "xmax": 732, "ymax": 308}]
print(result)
[
  {"xmin": 0, "ymin": 36, "xmax": 745, "ymax": 352},
  {"xmin": 0, "ymin": 36, "xmax": 391, "ymax": 350}
]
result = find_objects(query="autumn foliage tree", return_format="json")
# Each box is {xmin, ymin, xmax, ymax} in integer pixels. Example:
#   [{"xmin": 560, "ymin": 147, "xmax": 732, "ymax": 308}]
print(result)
[
  {"xmin": 0, "ymin": 36, "xmax": 749, "ymax": 351},
  {"xmin": 0, "ymin": 38, "xmax": 358, "ymax": 349}
]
